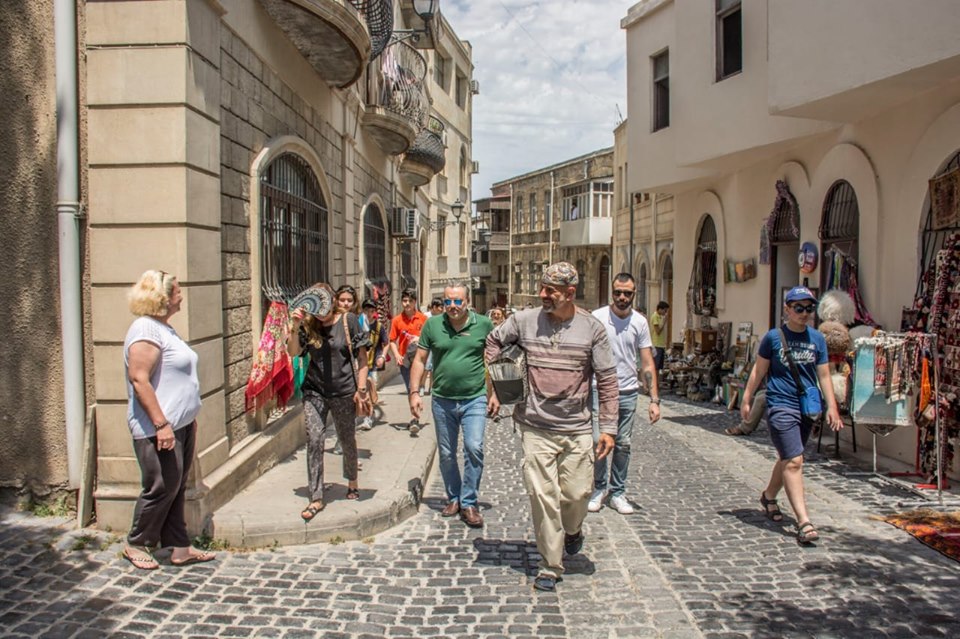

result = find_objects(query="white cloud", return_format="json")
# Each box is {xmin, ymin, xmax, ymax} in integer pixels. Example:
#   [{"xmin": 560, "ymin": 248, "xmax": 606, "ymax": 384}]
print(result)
[{"xmin": 442, "ymin": 0, "xmax": 629, "ymax": 200}]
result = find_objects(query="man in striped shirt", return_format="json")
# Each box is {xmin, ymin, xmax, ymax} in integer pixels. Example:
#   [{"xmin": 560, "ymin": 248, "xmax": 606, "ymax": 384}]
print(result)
[{"xmin": 485, "ymin": 261, "xmax": 619, "ymax": 593}]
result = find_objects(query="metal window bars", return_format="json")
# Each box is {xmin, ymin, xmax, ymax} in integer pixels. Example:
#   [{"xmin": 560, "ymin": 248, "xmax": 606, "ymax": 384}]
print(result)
[{"xmin": 260, "ymin": 153, "xmax": 329, "ymax": 304}]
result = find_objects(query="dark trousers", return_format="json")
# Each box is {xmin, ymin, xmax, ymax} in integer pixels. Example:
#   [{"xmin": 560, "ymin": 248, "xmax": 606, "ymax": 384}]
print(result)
[
  {"xmin": 128, "ymin": 422, "xmax": 196, "ymax": 548},
  {"xmin": 303, "ymin": 393, "xmax": 358, "ymax": 502}
]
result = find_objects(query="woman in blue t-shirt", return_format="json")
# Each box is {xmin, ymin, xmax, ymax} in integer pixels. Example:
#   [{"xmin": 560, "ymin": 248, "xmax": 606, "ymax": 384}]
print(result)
[{"xmin": 740, "ymin": 287, "xmax": 842, "ymax": 544}]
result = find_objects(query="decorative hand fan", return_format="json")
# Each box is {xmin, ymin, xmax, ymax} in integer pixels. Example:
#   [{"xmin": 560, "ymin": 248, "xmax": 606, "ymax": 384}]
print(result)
[{"xmin": 290, "ymin": 285, "xmax": 333, "ymax": 318}]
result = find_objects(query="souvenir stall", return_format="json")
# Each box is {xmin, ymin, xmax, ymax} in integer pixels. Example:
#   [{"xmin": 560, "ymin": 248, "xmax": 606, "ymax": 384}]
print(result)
[{"xmin": 850, "ymin": 331, "xmax": 953, "ymax": 504}]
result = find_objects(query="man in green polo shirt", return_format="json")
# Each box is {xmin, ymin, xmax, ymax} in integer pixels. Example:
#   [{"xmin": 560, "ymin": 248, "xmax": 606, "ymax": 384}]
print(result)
[{"xmin": 409, "ymin": 283, "xmax": 496, "ymax": 528}]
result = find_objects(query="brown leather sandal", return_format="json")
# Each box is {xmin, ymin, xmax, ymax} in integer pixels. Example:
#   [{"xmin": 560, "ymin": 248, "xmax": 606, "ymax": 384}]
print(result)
[
  {"xmin": 301, "ymin": 501, "xmax": 325, "ymax": 521},
  {"xmin": 760, "ymin": 492, "xmax": 784, "ymax": 522}
]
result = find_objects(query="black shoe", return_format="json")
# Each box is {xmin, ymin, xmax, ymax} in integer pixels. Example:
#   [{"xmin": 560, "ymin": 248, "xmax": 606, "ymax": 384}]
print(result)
[
  {"xmin": 533, "ymin": 574, "xmax": 562, "ymax": 592},
  {"xmin": 564, "ymin": 530, "xmax": 584, "ymax": 555}
]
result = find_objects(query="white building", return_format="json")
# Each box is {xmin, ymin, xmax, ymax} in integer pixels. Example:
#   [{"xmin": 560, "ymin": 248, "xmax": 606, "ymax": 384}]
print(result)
[{"xmin": 623, "ymin": 0, "xmax": 960, "ymax": 478}]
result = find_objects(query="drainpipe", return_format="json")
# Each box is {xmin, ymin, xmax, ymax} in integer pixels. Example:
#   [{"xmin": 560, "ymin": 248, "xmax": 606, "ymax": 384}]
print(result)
[
  {"xmin": 55, "ymin": 0, "xmax": 85, "ymax": 488},
  {"xmin": 508, "ymin": 184, "xmax": 514, "ymax": 307}
]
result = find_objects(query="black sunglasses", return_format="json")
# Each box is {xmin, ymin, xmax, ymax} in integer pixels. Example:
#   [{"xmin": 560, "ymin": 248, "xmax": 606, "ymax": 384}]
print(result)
[
  {"xmin": 613, "ymin": 289, "xmax": 635, "ymax": 298},
  {"xmin": 791, "ymin": 304, "xmax": 816, "ymax": 314}
]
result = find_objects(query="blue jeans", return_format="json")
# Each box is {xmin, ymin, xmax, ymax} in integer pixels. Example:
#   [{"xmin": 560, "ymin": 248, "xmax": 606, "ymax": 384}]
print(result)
[
  {"xmin": 399, "ymin": 365, "xmax": 411, "ymax": 392},
  {"xmin": 592, "ymin": 390, "xmax": 639, "ymax": 497},
  {"xmin": 432, "ymin": 396, "xmax": 487, "ymax": 508}
]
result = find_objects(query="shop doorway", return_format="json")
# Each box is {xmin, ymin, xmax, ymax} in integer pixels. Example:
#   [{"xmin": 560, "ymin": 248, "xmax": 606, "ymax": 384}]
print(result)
[
  {"xmin": 661, "ymin": 253, "xmax": 673, "ymax": 344},
  {"xmin": 767, "ymin": 182, "xmax": 801, "ymax": 328},
  {"xmin": 598, "ymin": 255, "xmax": 610, "ymax": 308}
]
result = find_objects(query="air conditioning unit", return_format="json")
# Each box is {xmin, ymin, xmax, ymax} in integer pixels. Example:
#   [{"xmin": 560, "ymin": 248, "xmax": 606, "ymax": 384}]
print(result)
[
  {"xmin": 470, "ymin": 160, "xmax": 480, "ymax": 174},
  {"xmin": 469, "ymin": 79, "xmax": 480, "ymax": 95},
  {"xmin": 391, "ymin": 208, "xmax": 420, "ymax": 239}
]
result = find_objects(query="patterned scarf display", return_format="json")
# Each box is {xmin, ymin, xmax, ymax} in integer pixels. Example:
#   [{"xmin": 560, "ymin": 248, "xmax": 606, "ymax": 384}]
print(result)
[{"xmin": 245, "ymin": 301, "xmax": 294, "ymax": 412}]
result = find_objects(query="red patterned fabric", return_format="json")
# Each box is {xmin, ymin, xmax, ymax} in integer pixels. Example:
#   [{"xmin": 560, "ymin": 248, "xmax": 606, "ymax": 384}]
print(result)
[{"xmin": 245, "ymin": 301, "xmax": 294, "ymax": 412}]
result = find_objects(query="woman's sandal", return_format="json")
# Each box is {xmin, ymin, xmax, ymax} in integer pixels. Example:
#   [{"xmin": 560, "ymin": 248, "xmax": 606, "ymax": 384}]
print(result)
[
  {"xmin": 760, "ymin": 492, "xmax": 784, "ymax": 522},
  {"xmin": 796, "ymin": 521, "xmax": 820, "ymax": 544},
  {"xmin": 346, "ymin": 487, "xmax": 360, "ymax": 501},
  {"xmin": 123, "ymin": 545, "xmax": 159, "ymax": 571},
  {"xmin": 725, "ymin": 426, "xmax": 745, "ymax": 436},
  {"xmin": 301, "ymin": 501, "xmax": 325, "ymax": 521}
]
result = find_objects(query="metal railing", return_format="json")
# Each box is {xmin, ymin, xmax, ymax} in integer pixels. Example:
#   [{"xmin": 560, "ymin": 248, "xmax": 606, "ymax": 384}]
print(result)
[
  {"xmin": 348, "ymin": 0, "xmax": 394, "ymax": 60},
  {"xmin": 365, "ymin": 39, "xmax": 428, "ymax": 128},
  {"xmin": 405, "ymin": 115, "xmax": 445, "ymax": 173}
]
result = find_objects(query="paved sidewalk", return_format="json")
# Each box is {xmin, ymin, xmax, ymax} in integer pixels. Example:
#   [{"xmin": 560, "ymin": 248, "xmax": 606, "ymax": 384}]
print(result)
[
  {"xmin": 213, "ymin": 379, "xmax": 435, "ymax": 548},
  {"xmin": 2, "ymin": 397, "xmax": 959, "ymax": 638}
]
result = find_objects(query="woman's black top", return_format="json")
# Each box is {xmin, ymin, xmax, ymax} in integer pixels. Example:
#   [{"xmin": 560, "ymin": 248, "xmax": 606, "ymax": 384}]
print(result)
[{"xmin": 299, "ymin": 313, "xmax": 370, "ymax": 398}]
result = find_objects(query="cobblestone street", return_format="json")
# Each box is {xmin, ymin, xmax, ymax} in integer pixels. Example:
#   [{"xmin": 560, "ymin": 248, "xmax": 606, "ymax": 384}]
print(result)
[{"xmin": 2, "ymin": 398, "xmax": 959, "ymax": 639}]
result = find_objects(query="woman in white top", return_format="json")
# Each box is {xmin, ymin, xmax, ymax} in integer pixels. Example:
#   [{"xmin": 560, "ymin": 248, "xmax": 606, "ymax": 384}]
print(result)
[{"xmin": 122, "ymin": 270, "xmax": 214, "ymax": 570}]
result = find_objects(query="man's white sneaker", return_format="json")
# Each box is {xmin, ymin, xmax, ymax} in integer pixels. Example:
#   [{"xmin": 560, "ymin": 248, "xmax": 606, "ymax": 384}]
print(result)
[
  {"xmin": 609, "ymin": 494, "xmax": 635, "ymax": 515},
  {"xmin": 587, "ymin": 489, "xmax": 606, "ymax": 513}
]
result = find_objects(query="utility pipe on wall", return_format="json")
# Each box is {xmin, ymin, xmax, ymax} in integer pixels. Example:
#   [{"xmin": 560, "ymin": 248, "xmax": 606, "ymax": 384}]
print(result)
[{"xmin": 55, "ymin": 0, "xmax": 86, "ymax": 488}]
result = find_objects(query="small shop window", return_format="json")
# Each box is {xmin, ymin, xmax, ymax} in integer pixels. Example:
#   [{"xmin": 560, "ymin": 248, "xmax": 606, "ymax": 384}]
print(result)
[
  {"xmin": 716, "ymin": 0, "xmax": 743, "ymax": 81},
  {"xmin": 652, "ymin": 50, "xmax": 670, "ymax": 131},
  {"xmin": 260, "ymin": 152, "xmax": 328, "ymax": 314}
]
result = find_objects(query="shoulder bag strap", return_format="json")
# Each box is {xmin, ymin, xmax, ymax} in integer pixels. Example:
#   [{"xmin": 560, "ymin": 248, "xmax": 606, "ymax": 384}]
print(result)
[
  {"xmin": 342, "ymin": 313, "xmax": 360, "ymax": 385},
  {"xmin": 778, "ymin": 328, "xmax": 807, "ymax": 397}
]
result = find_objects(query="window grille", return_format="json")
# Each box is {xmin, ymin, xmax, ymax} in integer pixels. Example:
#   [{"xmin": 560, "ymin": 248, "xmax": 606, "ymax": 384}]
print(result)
[
  {"xmin": 819, "ymin": 180, "xmax": 860, "ymax": 292},
  {"xmin": 260, "ymin": 153, "xmax": 328, "ymax": 306},
  {"xmin": 364, "ymin": 205, "xmax": 387, "ymax": 283},
  {"xmin": 576, "ymin": 259, "xmax": 586, "ymax": 299}
]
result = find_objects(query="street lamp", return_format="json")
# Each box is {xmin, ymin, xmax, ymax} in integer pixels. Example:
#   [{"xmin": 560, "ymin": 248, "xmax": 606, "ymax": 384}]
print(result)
[
  {"xmin": 392, "ymin": 0, "xmax": 439, "ymax": 43},
  {"xmin": 427, "ymin": 199, "xmax": 465, "ymax": 230}
]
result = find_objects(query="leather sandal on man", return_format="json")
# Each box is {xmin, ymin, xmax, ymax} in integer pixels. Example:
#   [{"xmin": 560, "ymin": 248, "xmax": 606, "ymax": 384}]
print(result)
[
  {"xmin": 460, "ymin": 506, "xmax": 484, "ymax": 528},
  {"xmin": 533, "ymin": 574, "xmax": 563, "ymax": 592}
]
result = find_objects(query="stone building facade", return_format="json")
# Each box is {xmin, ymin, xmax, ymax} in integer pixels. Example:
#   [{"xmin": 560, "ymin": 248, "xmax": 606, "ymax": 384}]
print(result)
[
  {"xmin": 489, "ymin": 148, "xmax": 615, "ymax": 312},
  {"xmin": 2, "ymin": 0, "xmax": 474, "ymax": 529}
]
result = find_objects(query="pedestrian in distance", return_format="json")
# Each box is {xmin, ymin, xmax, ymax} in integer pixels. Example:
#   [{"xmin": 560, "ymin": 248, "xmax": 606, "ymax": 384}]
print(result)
[
  {"xmin": 588, "ymin": 273, "xmax": 661, "ymax": 515},
  {"xmin": 650, "ymin": 301, "xmax": 670, "ymax": 372},
  {"xmin": 421, "ymin": 297, "xmax": 445, "ymax": 396},
  {"xmin": 357, "ymin": 298, "xmax": 388, "ymax": 431},
  {"xmin": 488, "ymin": 307, "xmax": 505, "ymax": 327},
  {"xmin": 287, "ymin": 283, "xmax": 371, "ymax": 521},
  {"xmin": 389, "ymin": 288, "xmax": 428, "ymax": 433},
  {"xmin": 409, "ymin": 283, "xmax": 496, "ymax": 528},
  {"xmin": 335, "ymin": 284, "xmax": 360, "ymax": 314},
  {"xmin": 122, "ymin": 269, "xmax": 215, "ymax": 569},
  {"xmin": 740, "ymin": 286, "xmax": 842, "ymax": 544},
  {"xmin": 485, "ymin": 261, "xmax": 619, "ymax": 592}
]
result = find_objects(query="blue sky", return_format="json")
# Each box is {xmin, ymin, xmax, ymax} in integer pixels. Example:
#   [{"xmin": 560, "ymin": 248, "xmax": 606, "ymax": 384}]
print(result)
[{"xmin": 441, "ymin": 1, "xmax": 630, "ymax": 201}]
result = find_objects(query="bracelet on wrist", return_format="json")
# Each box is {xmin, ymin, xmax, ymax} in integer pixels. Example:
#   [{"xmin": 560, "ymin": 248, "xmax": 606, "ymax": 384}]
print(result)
[
  {"xmin": 650, "ymin": 398, "xmax": 661, "ymax": 405},
  {"xmin": 154, "ymin": 421, "xmax": 171, "ymax": 430},
  {"xmin": 409, "ymin": 390, "xmax": 420, "ymax": 396}
]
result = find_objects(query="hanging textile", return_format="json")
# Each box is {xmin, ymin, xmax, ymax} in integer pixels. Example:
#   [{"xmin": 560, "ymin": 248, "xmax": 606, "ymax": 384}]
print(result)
[
  {"xmin": 851, "ymin": 338, "xmax": 915, "ymax": 428},
  {"xmin": 822, "ymin": 246, "xmax": 876, "ymax": 326},
  {"xmin": 245, "ymin": 301, "xmax": 294, "ymax": 413},
  {"xmin": 930, "ymin": 166, "xmax": 960, "ymax": 231},
  {"xmin": 759, "ymin": 225, "xmax": 771, "ymax": 265}
]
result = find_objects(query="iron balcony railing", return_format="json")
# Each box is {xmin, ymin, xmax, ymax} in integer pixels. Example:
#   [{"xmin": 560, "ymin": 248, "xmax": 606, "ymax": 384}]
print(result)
[
  {"xmin": 404, "ymin": 115, "xmax": 446, "ymax": 174},
  {"xmin": 365, "ymin": 39, "xmax": 428, "ymax": 128},
  {"xmin": 349, "ymin": 0, "xmax": 393, "ymax": 60}
]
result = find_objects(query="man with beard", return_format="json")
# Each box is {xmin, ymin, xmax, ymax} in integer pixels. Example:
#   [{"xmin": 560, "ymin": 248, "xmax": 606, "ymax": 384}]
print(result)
[
  {"xmin": 485, "ymin": 261, "xmax": 618, "ymax": 592},
  {"xmin": 588, "ymin": 273, "xmax": 661, "ymax": 515}
]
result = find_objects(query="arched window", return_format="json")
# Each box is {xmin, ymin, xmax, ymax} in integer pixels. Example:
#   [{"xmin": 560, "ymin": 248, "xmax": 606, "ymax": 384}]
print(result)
[
  {"xmin": 637, "ymin": 262, "xmax": 648, "ymax": 313},
  {"xmin": 576, "ymin": 259, "xmax": 586, "ymax": 299},
  {"xmin": 260, "ymin": 152, "xmax": 328, "ymax": 311},
  {"xmin": 920, "ymin": 150, "xmax": 960, "ymax": 278},
  {"xmin": 819, "ymin": 180, "xmax": 859, "ymax": 291},
  {"xmin": 364, "ymin": 204, "xmax": 387, "ymax": 283}
]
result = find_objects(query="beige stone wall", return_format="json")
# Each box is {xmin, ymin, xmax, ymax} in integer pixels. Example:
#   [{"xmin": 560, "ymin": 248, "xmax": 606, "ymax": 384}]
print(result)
[{"xmin": 0, "ymin": 0, "xmax": 70, "ymax": 494}]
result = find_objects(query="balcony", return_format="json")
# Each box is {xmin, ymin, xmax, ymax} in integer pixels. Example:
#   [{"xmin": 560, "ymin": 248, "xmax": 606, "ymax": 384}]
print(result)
[
  {"xmin": 470, "ymin": 263, "xmax": 491, "ymax": 278},
  {"xmin": 559, "ymin": 217, "xmax": 613, "ymax": 248},
  {"xmin": 362, "ymin": 40, "xmax": 428, "ymax": 155},
  {"xmin": 400, "ymin": 116, "xmax": 446, "ymax": 187},
  {"xmin": 488, "ymin": 231, "xmax": 509, "ymax": 251},
  {"xmin": 258, "ymin": 0, "xmax": 393, "ymax": 89}
]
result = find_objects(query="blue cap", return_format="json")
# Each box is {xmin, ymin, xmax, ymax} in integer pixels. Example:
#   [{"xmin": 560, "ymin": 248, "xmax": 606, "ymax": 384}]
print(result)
[{"xmin": 784, "ymin": 286, "xmax": 817, "ymax": 304}]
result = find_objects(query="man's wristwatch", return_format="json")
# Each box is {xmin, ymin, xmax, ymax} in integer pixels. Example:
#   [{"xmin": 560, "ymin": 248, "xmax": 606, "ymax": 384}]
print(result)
[{"xmin": 650, "ymin": 398, "xmax": 661, "ymax": 405}]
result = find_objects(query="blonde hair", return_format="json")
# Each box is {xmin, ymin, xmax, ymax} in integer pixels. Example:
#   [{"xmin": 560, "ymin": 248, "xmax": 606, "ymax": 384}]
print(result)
[{"xmin": 128, "ymin": 269, "xmax": 176, "ymax": 317}]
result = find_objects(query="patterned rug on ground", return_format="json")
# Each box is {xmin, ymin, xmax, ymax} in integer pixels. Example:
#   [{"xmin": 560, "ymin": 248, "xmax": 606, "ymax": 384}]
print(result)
[{"xmin": 883, "ymin": 510, "xmax": 960, "ymax": 563}]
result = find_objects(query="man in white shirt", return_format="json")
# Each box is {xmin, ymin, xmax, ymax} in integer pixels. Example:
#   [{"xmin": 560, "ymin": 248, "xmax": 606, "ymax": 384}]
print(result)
[{"xmin": 589, "ymin": 272, "xmax": 661, "ymax": 514}]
